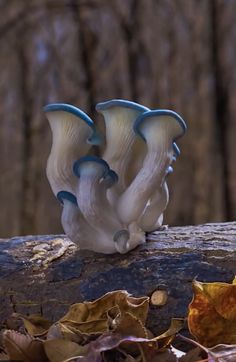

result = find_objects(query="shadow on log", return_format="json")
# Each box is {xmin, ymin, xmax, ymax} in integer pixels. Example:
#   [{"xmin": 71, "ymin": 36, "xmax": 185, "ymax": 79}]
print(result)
[{"xmin": 0, "ymin": 222, "xmax": 235, "ymax": 335}]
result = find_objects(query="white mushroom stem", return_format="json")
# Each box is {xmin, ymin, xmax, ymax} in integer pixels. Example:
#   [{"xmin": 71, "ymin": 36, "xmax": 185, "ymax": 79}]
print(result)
[
  {"xmin": 117, "ymin": 110, "xmax": 186, "ymax": 225},
  {"xmin": 138, "ymin": 182, "xmax": 169, "ymax": 232},
  {"xmin": 127, "ymin": 222, "xmax": 146, "ymax": 249},
  {"xmin": 44, "ymin": 103, "xmax": 101, "ymax": 196},
  {"xmin": 125, "ymin": 139, "xmax": 147, "ymax": 186},
  {"xmin": 96, "ymin": 100, "xmax": 149, "ymax": 194},
  {"xmin": 153, "ymin": 214, "xmax": 164, "ymax": 230},
  {"xmin": 74, "ymin": 156, "xmax": 130, "ymax": 254},
  {"xmin": 57, "ymin": 191, "xmax": 99, "ymax": 251},
  {"xmin": 138, "ymin": 166, "xmax": 173, "ymax": 232}
]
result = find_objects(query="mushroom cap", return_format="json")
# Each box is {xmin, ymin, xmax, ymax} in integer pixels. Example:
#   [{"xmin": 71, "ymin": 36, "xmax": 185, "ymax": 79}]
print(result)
[
  {"xmin": 103, "ymin": 169, "xmax": 119, "ymax": 188},
  {"xmin": 113, "ymin": 229, "xmax": 130, "ymax": 254},
  {"xmin": 57, "ymin": 191, "xmax": 78, "ymax": 206},
  {"xmin": 133, "ymin": 109, "xmax": 187, "ymax": 142},
  {"xmin": 96, "ymin": 99, "xmax": 149, "ymax": 191},
  {"xmin": 73, "ymin": 155, "xmax": 110, "ymax": 179},
  {"xmin": 96, "ymin": 99, "xmax": 149, "ymax": 113},
  {"xmin": 44, "ymin": 103, "xmax": 102, "ymax": 145}
]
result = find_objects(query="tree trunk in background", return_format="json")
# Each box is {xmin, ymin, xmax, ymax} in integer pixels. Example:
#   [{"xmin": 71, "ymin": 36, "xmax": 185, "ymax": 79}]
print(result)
[{"xmin": 0, "ymin": 0, "xmax": 235, "ymax": 237}]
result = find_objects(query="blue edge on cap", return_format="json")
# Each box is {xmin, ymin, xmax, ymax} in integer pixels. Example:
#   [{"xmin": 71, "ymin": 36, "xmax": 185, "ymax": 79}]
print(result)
[
  {"xmin": 133, "ymin": 109, "xmax": 187, "ymax": 142},
  {"xmin": 96, "ymin": 99, "xmax": 150, "ymax": 113},
  {"xmin": 73, "ymin": 155, "xmax": 118, "ymax": 185},
  {"xmin": 57, "ymin": 191, "xmax": 78, "ymax": 206},
  {"xmin": 105, "ymin": 169, "xmax": 118, "ymax": 185},
  {"xmin": 173, "ymin": 142, "xmax": 180, "ymax": 156},
  {"xmin": 43, "ymin": 103, "xmax": 102, "ymax": 145}
]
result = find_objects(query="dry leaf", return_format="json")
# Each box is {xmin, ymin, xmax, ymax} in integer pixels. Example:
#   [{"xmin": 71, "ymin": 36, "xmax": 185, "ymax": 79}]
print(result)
[
  {"xmin": 179, "ymin": 347, "xmax": 205, "ymax": 361},
  {"xmin": 13, "ymin": 313, "xmax": 52, "ymax": 336},
  {"xmin": 114, "ymin": 312, "xmax": 148, "ymax": 339},
  {"xmin": 60, "ymin": 290, "xmax": 149, "ymax": 325},
  {"xmin": 44, "ymin": 339, "xmax": 88, "ymax": 362},
  {"xmin": 1, "ymin": 291, "xmax": 183, "ymax": 361},
  {"xmin": 47, "ymin": 323, "xmax": 63, "ymax": 340},
  {"xmin": 208, "ymin": 344, "xmax": 236, "ymax": 362},
  {"xmin": 188, "ymin": 279, "xmax": 236, "ymax": 346},
  {"xmin": 3, "ymin": 330, "xmax": 49, "ymax": 362},
  {"xmin": 84, "ymin": 332, "xmax": 180, "ymax": 362},
  {"xmin": 152, "ymin": 319, "xmax": 184, "ymax": 350},
  {"xmin": 113, "ymin": 312, "xmax": 149, "ymax": 356},
  {"xmin": 58, "ymin": 290, "xmax": 149, "ymax": 344},
  {"xmin": 82, "ymin": 319, "xmax": 183, "ymax": 361},
  {"xmin": 137, "ymin": 344, "xmax": 177, "ymax": 362}
]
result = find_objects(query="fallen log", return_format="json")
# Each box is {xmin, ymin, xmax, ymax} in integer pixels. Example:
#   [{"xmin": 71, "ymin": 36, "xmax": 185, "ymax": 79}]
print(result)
[{"xmin": 0, "ymin": 222, "xmax": 235, "ymax": 335}]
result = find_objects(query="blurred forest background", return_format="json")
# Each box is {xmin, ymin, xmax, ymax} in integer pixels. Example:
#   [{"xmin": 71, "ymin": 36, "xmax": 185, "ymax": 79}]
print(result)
[{"xmin": 0, "ymin": 0, "xmax": 235, "ymax": 237}]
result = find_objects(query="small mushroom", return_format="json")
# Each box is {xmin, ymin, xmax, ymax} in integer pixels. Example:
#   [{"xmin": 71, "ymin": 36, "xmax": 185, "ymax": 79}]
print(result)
[
  {"xmin": 96, "ymin": 99, "xmax": 149, "ymax": 194},
  {"xmin": 57, "ymin": 191, "xmax": 97, "ymax": 249},
  {"xmin": 57, "ymin": 190, "xmax": 117, "ymax": 253},
  {"xmin": 44, "ymin": 103, "xmax": 101, "ymax": 196},
  {"xmin": 73, "ymin": 155, "xmax": 130, "ymax": 254},
  {"xmin": 117, "ymin": 109, "xmax": 186, "ymax": 225}
]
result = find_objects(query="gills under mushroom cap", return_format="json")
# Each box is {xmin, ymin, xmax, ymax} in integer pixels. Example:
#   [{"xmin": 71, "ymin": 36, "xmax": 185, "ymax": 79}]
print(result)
[
  {"xmin": 73, "ymin": 155, "xmax": 129, "ymax": 254},
  {"xmin": 57, "ymin": 190, "xmax": 78, "ymax": 206},
  {"xmin": 44, "ymin": 103, "xmax": 102, "ymax": 196},
  {"xmin": 133, "ymin": 109, "xmax": 186, "ymax": 142},
  {"xmin": 96, "ymin": 99, "xmax": 149, "ymax": 194},
  {"xmin": 44, "ymin": 103, "xmax": 101, "ymax": 145},
  {"xmin": 73, "ymin": 155, "xmax": 110, "ymax": 179},
  {"xmin": 45, "ymin": 101, "xmax": 187, "ymax": 254},
  {"xmin": 116, "ymin": 109, "xmax": 186, "ymax": 225}
]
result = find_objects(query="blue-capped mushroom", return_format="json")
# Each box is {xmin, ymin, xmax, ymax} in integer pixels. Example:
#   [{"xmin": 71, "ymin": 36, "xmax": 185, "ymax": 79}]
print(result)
[
  {"xmin": 45, "ymin": 100, "xmax": 187, "ymax": 255},
  {"xmin": 117, "ymin": 109, "xmax": 186, "ymax": 225},
  {"xmin": 96, "ymin": 99, "xmax": 149, "ymax": 196},
  {"xmin": 44, "ymin": 103, "xmax": 101, "ymax": 196},
  {"xmin": 57, "ymin": 190, "xmax": 100, "ymax": 251},
  {"xmin": 73, "ymin": 155, "xmax": 130, "ymax": 254}
]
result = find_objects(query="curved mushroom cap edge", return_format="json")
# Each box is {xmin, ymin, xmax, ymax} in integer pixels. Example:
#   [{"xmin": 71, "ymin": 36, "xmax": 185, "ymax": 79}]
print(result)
[
  {"xmin": 103, "ymin": 169, "xmax": 119, "ymax": 188},
  {"xmin": 43, "ymin": 103, "xmax": 102, "ymax": 145},
  {"xmin": 73, "ymin": 155, "xmax": 110, "ymax": 179},
  {"xmin": 133, "ymin": 109, "xmax": 187, "ymax": 142},
  {"xmin": 57, "ymin": 190, "xmax": 78, "ymax": 206},
  {"xmin": 96, "ymin": 99, "xmax": 149, "ymax": 113}
]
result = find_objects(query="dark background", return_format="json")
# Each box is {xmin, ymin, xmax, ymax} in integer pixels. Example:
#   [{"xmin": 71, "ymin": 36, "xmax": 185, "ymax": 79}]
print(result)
[{"xmin": 0, "ymin": 0, "xmax": 235, "ymax": 237}]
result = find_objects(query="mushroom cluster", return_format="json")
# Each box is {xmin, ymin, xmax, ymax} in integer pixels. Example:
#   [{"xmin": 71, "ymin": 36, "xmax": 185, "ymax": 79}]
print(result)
[{"xmin": 44, "ymin": 100, "xmax": 186, "ymax": 254}]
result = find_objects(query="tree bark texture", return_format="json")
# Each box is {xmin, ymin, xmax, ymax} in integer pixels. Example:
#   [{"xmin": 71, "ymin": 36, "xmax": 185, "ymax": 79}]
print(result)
[
  {"xmin": 0, "ymin": 0, "xmax": 235, "ymax": 237},
  {"xmin": 0, "ymin": 222, "xmax": 235, "ymax": 335}
]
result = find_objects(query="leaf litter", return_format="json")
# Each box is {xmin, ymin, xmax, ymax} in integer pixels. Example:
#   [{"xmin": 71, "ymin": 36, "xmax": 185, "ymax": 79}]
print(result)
[{"xmin": 0, "ymin": 279, "xmax": 235, "ymax": 362}]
